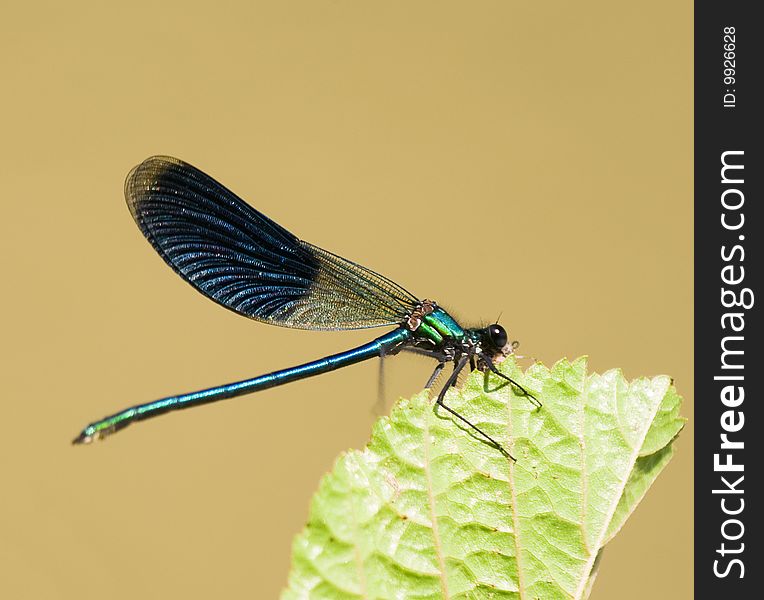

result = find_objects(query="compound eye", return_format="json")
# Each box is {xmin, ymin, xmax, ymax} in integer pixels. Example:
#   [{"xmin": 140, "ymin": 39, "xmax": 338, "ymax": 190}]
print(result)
[{"xmin": 488, "ymin": 324, "xmax": 508, "ymax": 349}]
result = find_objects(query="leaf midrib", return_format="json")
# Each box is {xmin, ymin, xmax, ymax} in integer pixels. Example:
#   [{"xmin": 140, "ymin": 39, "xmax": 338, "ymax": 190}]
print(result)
[
  {"xmin": 423, "ymin": 408, "xmax": 450, "ymax": 599},
  {"xmin": 506, "ymin": 387, "xmax": 527, "ymax": 600}
]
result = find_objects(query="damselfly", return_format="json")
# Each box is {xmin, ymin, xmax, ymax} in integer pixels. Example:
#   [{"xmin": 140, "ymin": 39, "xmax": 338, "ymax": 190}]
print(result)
[{"xmin": 73, "ymin": 157, "xmax": 539, "ymax": 458}]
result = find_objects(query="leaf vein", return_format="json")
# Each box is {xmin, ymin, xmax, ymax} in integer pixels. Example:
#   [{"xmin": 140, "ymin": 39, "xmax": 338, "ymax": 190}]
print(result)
[{"xmin": 423, "ymin": 404, "xmax": 451, "ymax": 599}]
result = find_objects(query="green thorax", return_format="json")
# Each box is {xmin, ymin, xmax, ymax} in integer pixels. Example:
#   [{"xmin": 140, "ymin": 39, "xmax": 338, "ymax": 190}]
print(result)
[{"xmin": 415, "ymin": 306, "xmax": 465, "ymax": 345}]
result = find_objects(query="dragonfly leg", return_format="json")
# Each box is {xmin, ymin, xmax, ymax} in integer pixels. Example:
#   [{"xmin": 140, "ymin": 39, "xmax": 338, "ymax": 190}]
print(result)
[
  {"xmin": 425, "ymin": 362, "xmax": 446, "ymax": 389},
  {"xmin": 373, "ymin": 355, "xmax": 387, "ymax": 415},
  {"xmin": 400, "ymin": 347, "xmax": 449, "ymax": 388},
  {"xmin": 402, "ymin": 346, "xmax": 446, "ymax": 360},
  {"xmin": 450, "ymin": 360, "xmax": 460, "ymax": 387},
  {"xmin": 435, "ymin": 355, "xmax": 515, "ymax": 461},
  {"xmin": 481, "ymin": 354, "xmax": 541, "ymax": 408}
]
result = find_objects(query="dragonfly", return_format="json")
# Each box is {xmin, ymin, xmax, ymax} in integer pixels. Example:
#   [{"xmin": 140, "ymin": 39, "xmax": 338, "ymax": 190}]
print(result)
[{"xmin": 72, "ymin": 156, "xmax": 539, "ymax": 458}]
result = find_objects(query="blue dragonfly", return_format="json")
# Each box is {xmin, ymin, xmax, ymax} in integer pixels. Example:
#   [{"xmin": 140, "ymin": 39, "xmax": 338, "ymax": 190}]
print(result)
[{"xmin": 73, "ymin": 157, "xmax": 538, "ymax": 458}]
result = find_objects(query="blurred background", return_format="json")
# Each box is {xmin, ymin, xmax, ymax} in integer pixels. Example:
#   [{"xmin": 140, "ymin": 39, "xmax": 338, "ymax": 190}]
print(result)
[{"xmin": 1, "ymin": 1, "xmax": 692, "ymax": 598}]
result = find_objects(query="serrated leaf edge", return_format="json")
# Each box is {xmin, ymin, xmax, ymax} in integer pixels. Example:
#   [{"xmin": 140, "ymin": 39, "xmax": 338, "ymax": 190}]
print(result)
[{"xmin": 571, "ymin": 372, "xmax": 669, "ymax": 600}]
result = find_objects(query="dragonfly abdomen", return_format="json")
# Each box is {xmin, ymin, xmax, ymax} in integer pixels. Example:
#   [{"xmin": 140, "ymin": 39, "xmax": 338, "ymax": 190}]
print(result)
[{"xmin": 74, "ymin": 327, "xmax": 412, "ymax": 444}]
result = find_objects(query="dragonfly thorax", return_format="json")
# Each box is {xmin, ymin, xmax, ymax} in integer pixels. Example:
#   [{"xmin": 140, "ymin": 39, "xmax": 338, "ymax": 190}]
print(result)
[
  {"xmin": 405, "ymin": 301, "xmax": 513, "ymax": 363},
  {"xmin": 406, "ymin": 301, "xmax": 465, "ymax": 345}
]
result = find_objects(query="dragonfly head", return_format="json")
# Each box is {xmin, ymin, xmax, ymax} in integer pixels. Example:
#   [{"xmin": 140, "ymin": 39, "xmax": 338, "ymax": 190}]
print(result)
[
  {"xmin": 485, "ymin": 324, "xmax": 507, "ymax": 349},
  {"xmin": 477, "ymin": 323, "xmax": 519, "ymax": 363}
]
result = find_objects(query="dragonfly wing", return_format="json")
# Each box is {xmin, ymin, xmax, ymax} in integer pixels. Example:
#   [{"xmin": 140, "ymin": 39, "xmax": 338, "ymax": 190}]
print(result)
[{"xmin": 125, "ymin": 156, "xmax": 419, "ymax": 330}]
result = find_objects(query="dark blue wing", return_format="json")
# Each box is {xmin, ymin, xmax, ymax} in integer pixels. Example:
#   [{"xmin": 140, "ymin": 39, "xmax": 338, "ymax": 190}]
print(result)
[{"xmin": 125, "ymin": 156, "xmax": 419, "ymax": 330}]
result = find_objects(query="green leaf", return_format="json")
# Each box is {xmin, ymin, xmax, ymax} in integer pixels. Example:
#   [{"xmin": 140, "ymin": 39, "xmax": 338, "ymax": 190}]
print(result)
[{"xmin": 283, "ymin": 357, "xmax": 685, "ymax": 600}]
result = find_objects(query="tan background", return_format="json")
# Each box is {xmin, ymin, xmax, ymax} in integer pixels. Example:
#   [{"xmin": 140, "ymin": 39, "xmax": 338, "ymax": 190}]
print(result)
[{"xmin": 1, "ymin": 2, "xmax": 692, "ymax": 598}]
